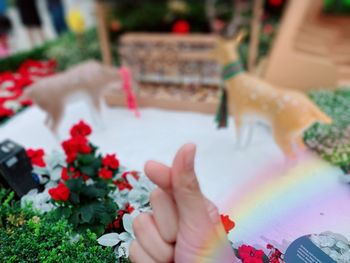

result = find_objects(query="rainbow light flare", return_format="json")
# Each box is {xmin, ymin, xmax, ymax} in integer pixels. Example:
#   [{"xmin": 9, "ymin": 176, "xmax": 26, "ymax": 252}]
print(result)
[
  {"xmin": 225, "ymin": 153, "xmax": 349, "ymax": 247},
  {"xmin": 194, "ymin": 153, "xmax": 349, "ymax": 262}
]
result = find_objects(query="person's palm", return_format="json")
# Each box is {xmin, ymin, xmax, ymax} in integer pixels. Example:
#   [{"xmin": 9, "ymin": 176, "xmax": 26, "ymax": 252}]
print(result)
[{"xmin": 130, "ymin": 144, "xmax": 236, "ymax": 263}]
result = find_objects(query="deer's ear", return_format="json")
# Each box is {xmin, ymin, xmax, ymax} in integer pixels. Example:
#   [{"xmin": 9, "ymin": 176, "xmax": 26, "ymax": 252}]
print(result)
[{"xmin": 234, "ymin": 29, "xmax": 247, "ymax": 45}]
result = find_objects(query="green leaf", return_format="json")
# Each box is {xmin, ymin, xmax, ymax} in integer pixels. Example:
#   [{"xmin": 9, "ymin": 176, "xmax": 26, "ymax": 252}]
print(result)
[
  {"xmin": 77, "ymin": 153, "xmax": 95, "ymax": 165},
  {"xmin": 69, "ymin": 210, "xmax": 80, "ymax": 227},
  {"xmin": 65, "ymin": 178, "xmax": 83, "ymax": 192},
  {"xmin": 98, "ymin": 212, "xmax": 114, "ymax": 225},
  {"xmin": 79, "ymin": 205, "xmax": 94, "ymax": 223},
  {"xmin": 86, "ymin": 224, "xmax": 105, "ymax": 236},
  {"xmin": 59, "ymin": 206, "xmax": 72, "ymax": 219},
  {"xmin": 69, "ymin": 192, "xmax": 80, "ymax": 205},
  {"xmin": 79, "ymin": 165, "xmax": 96, "ymax": 177},
  {"xmin": 80, "ymin": 185, "xmax": 106, "ymax": 199}
]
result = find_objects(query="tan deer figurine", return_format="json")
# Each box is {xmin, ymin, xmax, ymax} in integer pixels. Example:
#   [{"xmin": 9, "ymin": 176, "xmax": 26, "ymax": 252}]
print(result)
[
  {"xmin": 24, "ymin": 60, "xmax": 122, "ymax": 134},
  {"xmin": 212, "ymin": 32, "xmax": 332, "ymax": 158}
]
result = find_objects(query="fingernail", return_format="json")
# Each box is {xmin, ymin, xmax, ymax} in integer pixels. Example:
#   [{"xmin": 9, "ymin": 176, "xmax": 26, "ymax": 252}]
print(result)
[{"xmin": 184, "ymin": 144, "xmax": 196, "ymax": 171}]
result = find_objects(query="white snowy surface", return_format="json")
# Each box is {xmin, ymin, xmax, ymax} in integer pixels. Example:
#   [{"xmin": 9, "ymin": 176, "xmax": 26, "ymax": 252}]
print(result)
[{"xmin": 1, "ymin": 101, "xmax": 349, "ymax": 248}]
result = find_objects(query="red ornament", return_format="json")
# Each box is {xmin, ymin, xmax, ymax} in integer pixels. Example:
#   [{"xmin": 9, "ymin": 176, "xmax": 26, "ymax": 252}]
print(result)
[
  {"xmin": 172, "ymin": 20, "xmax": 190, "ymax": 34},
  {"xmin": 220, "ymin": 214, "xmax": 235, "ymax": 233},
  {"xmin": 48, "ymin": 182, "xmax": 70, "ymax": 202},
  {"xmin": 269, "ymin": 0, "xmax": 283, "ymax": 7},
  {"xmin": 263, "ymin": 24, "xmax": 274, "ymax": 35}
]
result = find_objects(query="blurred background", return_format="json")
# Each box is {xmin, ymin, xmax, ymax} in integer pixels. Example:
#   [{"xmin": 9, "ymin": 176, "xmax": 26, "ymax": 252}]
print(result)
[{"xmin": 1, "ymin": 1, "xmax": 350, "ymax": 260}]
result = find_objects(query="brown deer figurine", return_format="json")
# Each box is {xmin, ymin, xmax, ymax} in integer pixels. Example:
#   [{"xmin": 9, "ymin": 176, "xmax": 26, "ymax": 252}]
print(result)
[
  {"xmin": 23, "ymin": 60, "xmax": 122, "ymax": 134},
  {"xmin": 212, "ymin": 32, "xmax": 332, "ymax": 158}
]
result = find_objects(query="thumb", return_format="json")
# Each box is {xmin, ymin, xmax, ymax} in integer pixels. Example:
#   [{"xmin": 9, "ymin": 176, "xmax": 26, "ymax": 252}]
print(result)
[{"xmin": 171, "ymin": 144, "xmax": 213, "ymax": 227}]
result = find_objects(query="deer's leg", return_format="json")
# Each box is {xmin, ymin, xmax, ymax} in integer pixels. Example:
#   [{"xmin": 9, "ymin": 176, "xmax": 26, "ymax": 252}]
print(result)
[
  {"xmin": 91, "ymin": 93, "xmax": 102, "ymax": 113},
  {"xmin": 49, "ymin": 105, "xmax": 63, "ymax": 135},
  {"xmin": 233, "ymin": 115, "xmax": 243, "ymax": 148},
  {"xmin": 274, "ymin": 132, "xmax": 296, "ymax": 159},
  {"xmin": 296, "ymin": 136, "xmax": 307, "ymax": 151},
  {"xmin": 44, "ymin": 115, "xmax": 51, "ymax": 127},
  {"xmin": 242, "ymin": 121, "xmax": 255, "ymax": 149},
  {"xmin": 88, "ymin": 91, "xmax": 104, "ymax": 129}
]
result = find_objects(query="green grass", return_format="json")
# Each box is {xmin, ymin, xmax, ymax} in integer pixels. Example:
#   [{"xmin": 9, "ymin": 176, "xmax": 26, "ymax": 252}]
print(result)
[{"xmin": 304, "ymin": 88, "xmax": 350, "ymax": 171}]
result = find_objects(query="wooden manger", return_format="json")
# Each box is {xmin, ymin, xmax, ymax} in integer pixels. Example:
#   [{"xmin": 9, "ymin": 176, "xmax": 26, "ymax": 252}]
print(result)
[{"xmin": 104, "ymin": 34, "xmax": 221, "ymax": 114}]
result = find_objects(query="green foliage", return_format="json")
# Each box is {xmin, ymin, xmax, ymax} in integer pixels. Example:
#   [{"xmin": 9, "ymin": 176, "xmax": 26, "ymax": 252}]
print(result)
[
  {"xmin": 323, "ymin": 0, "xmax": 350, "ymax": 14},
  {"xmin": 304, "ymin": 88, "xmax": 350, "ymax": 170},
  {"xmin": 0, "ymin": 189, "xmax": 117, "ymax": 263},
  {"xmin": 45, "ymin": 29, "xmax": 104, "ymax": 71},
  {"xmin": 0, "ymin": 28, "xmax": 114, "ymax": 74},
  {"xmin": 0, "ymin": 45, "xmax": 49, "ymax": 72},
  {"xmin": 110, "ymin": 0, "xmax": 208, "ymax": 33}
]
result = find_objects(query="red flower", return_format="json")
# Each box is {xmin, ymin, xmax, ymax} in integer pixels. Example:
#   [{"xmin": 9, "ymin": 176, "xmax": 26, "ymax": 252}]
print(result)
[
  {"xmin": 71, "ymin": 168, "xmax": 82, "ymax": 179},
  {"xmin": 18, "ymin": 59, "xmax": 56, "ymax": 78},
  {"xmin": 266, "ymin": 244, "xmax": 274, "ymax": 250},
  {"xmin": 61, "ymin": 167, "xmax": 69, "ymax": 180},
  {"xmin": 102, "ymin": 154, "xmax": 120, "ymax": 170},
  {"xmin": 121, "ymin": 171, "xmax": 139, "ymax": 181},
  {"xmin": 107, "ymin": 210, "xmax": 125, "ymax": 230},
  {"xmin": 66, "ymin": 152, "xmax": 77, "ymax": 164},
  {"xmin": 48, "ymin": 182, "xmax": 70, "ymax": 202},
  {"xmin": 172, "ymin": 20, "xmax": 190, "ymax": 34},
  {"xmin": 62, "ymin": 135, "xmax": 92, "ymax": 163},
  {"xmin": 106, "ymin": 205, "xmax": 134, "ymax": 231},
  {"xmin": 238, "ymin": 245, "xmax": 265, "ymax": 263},
  {"xmin": 267, "ymin": 244, "xmax": 283, "ymax": 263},
  {"xmin": 125, "ymin": 203, "xmax": 135, "ymax": 214},
  {"xmin": 70, "ymin": 120, "xmax": 92, "ymax": 137},
  {"xmin": 99, "ymin": 167, "xmax": 113, "ymax": 179},
  {"xmin": 20, "ymin": 99, "xmax": 33, "ymax": 107},
  {"xmin": 65, "ymin": 166, "xmax": 89, "ymax": 181},
  {"xmin": 26, "ymin": 148, "xmax": 46, "ymax": 167},
  {"xmin": 0, "ymin": 106, "xmax": 14, "ymax": 118},
  {"xmin": 220, "ymin": 214, "xmax": 235, "ymax": 233},
  {"xmin": 113, "ymin": 180, "xmax": 132, "ymax": 191}
]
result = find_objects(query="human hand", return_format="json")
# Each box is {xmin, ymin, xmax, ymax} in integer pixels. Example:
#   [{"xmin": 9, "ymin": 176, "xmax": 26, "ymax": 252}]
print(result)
[{"xmin": 130, "ymin": 144, "xmax": 237, "ymax": 263}]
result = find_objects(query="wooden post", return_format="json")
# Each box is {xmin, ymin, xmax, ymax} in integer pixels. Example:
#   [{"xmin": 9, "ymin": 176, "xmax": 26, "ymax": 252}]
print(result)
[
  {"xmin": 95, "ymin": 0, "xmax": 112, "ymax": 65},
  {"xmin": 248, "ymin": 0, "xmax": 264, "ymax": 73}
]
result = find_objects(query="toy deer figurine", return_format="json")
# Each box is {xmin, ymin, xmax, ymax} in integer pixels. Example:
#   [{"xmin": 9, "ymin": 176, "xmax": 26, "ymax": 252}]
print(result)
[
  {"xmin": 24, "ymin": 60, "xmax": 138, "ymax": 134},
  {"xmin": 212, "ymin": 31, "xmax": 332, "ymax": 158}
]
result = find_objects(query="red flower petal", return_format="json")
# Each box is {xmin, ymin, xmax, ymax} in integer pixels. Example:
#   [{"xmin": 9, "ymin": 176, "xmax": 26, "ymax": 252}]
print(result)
[
  {"xmin": 220, "ymin": 214, "xmax": 235, "ymax": 233},
  {"xmin": 98, "ymin": 167, "xmax": 113, "ymax": 179},
  {"xmin": 70, "ymin": 120, "xmax": 92, "ymax": 137},
  {"xmin": 49, "ymin": 182, "xmax": 70, "ymax": 202},
  {"xmin": 102, "ymin": 154, "xmax": 120, "ymax": 170}
]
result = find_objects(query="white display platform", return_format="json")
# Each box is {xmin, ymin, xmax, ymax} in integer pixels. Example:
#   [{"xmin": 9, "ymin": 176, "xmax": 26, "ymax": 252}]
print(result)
[{"xmin": 1, "ymin": 101, "xmax": 348, "ymax": 249}]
